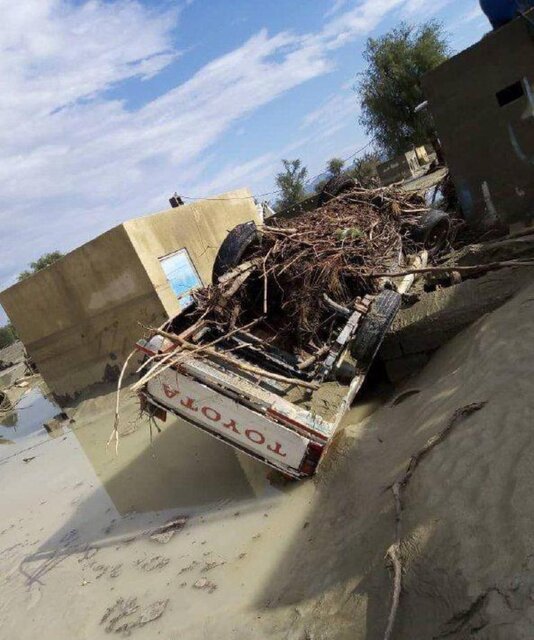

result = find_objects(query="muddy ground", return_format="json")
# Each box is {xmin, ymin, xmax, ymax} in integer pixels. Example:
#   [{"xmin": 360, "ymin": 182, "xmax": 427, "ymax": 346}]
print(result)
[{"xmin": 1, "ymin": 280, "xmax": 534, "ymax": 639}]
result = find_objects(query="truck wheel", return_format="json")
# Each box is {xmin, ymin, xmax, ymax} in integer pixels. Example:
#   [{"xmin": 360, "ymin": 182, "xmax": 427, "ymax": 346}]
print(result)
[
  {"xmin": 319, "ymin": 176, "xmax": 356, "ymax": 206},
  {"xmin": 212, "ymin": 221, "xmax": 260, "ymax": 283},
  {"xmin": 350, "ymin": 290, "xmax": 402, "ymax": 369},
  {"xmin": 414, "ymin": 209, "xmax": 450, "ymax": 254}
]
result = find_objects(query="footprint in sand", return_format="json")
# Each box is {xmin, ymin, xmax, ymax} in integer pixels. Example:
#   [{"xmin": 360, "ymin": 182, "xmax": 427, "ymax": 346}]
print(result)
[
  {"xmin": 100, "ymin": 597, "xmax": 168, "ymax": 634},
  {"xmin": 135, "ymin": 555, "xmax": 170, "ymax": 572},
  {"xmin": 192, "ymin": 578, "xmax": 217, "ymax": 594}
]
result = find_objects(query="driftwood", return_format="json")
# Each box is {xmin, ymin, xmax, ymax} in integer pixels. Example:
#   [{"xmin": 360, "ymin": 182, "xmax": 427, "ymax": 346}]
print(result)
[
  {"xmin": 189, "ymin": 184, "xmax": 431, "ymax": 351},
  {"xmin": 218, "ymin": 258, "xmax": 262, "ymax": 285},
  {"xmin": 221, "ymin": 268, "xmax": 256, "ymax": 301},
  {"xmin": 439, "ymin": 232, "xmax": 534, "ymax": 272},
  {"xmin": 106, "ymin": 348, "xmax": 138, "ymax": 455},
  {"xmin": 369, "ymin": 259, "xmax": 534, "ymax": 279},
  {"xmin": 505, "ymin": 224, "xmax": 534, "ymax": 240},
  {"xmin": 133, "ymin": 320, "xmax": 261, "ymax": 391},
  {"xmin": 131, "ymin": 318, "xmax": 211, "ymax": 391},
  {"xmin": 383, "ymin": 402, "xmax": 487, "ymax": 640},
  {"xmin": 297, "ymin": 346, "xmax": 330, "ymax": 371},
  {"xmin": 383, "ymin": 542, "xmax": 402, "ymax": 640}
]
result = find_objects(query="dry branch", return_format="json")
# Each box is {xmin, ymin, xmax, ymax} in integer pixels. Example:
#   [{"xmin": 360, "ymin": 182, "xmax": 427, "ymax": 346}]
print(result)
[
  {"xmin": 383, "ymin": 544, "xmax": 402, "ymax": 640},
  {"xmin": 132, "ymin": 319, "xmax": 261, "ymax": 391},
  {"xmin": 383, "ymin": 402, "xmax": 487, "ymax": 640},
  {"xmin": 369, "ymin": 260, "xmax": 534, "ymax": 279},
  {"xmin": 145, "ymin": 327, "xmax": 319, "ymax": 390},
  {"xmin": 186, "ymin": 183, "xmax": 432, "ymax": 352},
  {"xmin": 218, "ymin": 258, "xmax": 262, "ymax": 284},
  {"xmin": 106, "ymin": 348, "xmax": 138, "ymax": 455},
  {"xmin": 506, "ymin": 224, "xmax": 534, "ymax": 240}
]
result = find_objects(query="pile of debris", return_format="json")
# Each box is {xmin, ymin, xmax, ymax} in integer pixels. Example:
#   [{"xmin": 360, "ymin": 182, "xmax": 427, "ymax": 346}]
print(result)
[{"xmin": 188, "ymin": 184, "xmax": 433, "ymax": 352}]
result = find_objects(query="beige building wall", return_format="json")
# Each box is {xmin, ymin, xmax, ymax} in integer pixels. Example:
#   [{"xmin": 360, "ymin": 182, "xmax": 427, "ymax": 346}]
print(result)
[
  {"xmin": 0, "ymin": 225, "xmax": 163, "ymax": 401},
  {"xmin": 423, "ymin": 14, "xmax": 534, "ymax": 226},
  {"xmin": 0, "ymin": 190, "xmax": 259, "ymax": 401},
  {"xmin": 125, "ymin": 188, "xmax": 259, "ymax": 317}
]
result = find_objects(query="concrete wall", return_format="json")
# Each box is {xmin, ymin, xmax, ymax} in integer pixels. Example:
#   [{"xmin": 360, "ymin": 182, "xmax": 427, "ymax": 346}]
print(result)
[
  {"xmin": 0, "ymin": 190, "xmax": 259, "ymax": 401},
  {"xmin": 423, "ymin": 13, "xmax": 534, "ymax": 226},
  {"xmin": 125, "ymin": 188, "xmax": 259, "ymax": 317},
  {"xmin": 377, "ymin": 150, "xmax": 420, "ymax": 186},
  {"xmin": 0, "ymin": 225, "xmax": 164, "ymax": 401}
]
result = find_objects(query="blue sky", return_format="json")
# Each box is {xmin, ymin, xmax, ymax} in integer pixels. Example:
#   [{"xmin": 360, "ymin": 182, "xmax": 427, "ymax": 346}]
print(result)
[{"xmin": 0, "ymin": 0, "xmax": 488, "ymax": 324}]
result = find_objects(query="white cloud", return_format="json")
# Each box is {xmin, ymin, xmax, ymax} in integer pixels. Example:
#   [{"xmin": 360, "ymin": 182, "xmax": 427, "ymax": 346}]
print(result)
[
  {"xmin": 191, "ymin": 90, "xmax": 366, "ymax": 202},
  {"xmin": 325, "ymin": 0, "xmax": 351, "ymax": 18},
  {"xmin": 0, "ymin": 0, "xmax": 449, "ymax": 306},
  {"xmin": 0, "ymin": 27, "xmax": 333, "ymax": 211},
  {"xmin": 0, "ymin": 1, "xmax": 178, "ymax": 144},
  {"xmin": 458, "ymin": 3, "xmax": 485, "ymax": 24},
  {"xmin": 302, "ymin": 92, "xmax": 358, "ymax": 131},
  {"xmin": 318, "ymin": 0, "xmax": 406, "ymax": 49},
  {"xmin": 401, "ymin": 0, "xmax": 453, "ymax": 17}
]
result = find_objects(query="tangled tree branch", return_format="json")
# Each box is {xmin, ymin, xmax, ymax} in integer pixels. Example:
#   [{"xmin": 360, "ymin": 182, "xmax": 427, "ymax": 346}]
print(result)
[{"xmin": 383, "ymin": 402, "xmax": 487, "ymax": 640}]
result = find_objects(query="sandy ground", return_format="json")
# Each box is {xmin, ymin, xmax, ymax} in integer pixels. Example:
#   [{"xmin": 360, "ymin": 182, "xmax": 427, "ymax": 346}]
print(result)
[{"xmin": 1, "ymin": 280, "xmax": 534, "ymax": 639}]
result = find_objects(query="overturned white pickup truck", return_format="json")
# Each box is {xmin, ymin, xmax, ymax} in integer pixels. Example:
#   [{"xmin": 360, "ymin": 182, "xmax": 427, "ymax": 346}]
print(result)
[{"xmin": 136, "ymin": 183, "xmax": 450, "ymax": 478}]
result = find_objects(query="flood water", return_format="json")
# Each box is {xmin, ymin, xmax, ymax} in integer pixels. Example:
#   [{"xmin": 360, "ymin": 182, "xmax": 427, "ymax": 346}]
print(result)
[
  {"xmin": 0, "ymin": 376, "xmax": 390, "ymax": 640},
  {"xmin": 0, "ymin": 387, "xmax": 60, "ymax": 452}
]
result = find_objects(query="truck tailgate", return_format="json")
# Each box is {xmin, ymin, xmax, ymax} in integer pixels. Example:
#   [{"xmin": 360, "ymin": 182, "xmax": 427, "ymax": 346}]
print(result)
[{"xmin": 146, "ymin": 367, "xmax": 311, "ymax": 471}]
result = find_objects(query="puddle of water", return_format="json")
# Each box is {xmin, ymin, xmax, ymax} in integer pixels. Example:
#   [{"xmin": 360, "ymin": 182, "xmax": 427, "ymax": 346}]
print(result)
[
  {"xmin": 0, "ymin": 387, "xmax": 60, "ymax": 447},
  {"xmin": 68, "ymin": 385, "xmax": 290, "ymax": 515}
]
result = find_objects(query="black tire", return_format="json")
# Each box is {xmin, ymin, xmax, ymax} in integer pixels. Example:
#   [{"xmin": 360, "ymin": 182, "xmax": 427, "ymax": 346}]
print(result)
[
  {"xmin": 212, "ymin": 221, "xmax": 260, "ymax": 283},
  {"xmin": 414, "ymin": 209, "xmax": 451, "ymax": 254},
  {"xmin": 319, "ymin": 175, "xmax": 356, "ymax": 206},
  {"xmin": 350, "ymin": 290, "xmax": 402, "ymax": 369}
]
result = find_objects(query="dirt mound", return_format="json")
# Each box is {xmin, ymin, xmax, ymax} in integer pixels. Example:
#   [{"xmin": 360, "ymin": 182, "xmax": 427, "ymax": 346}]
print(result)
[{"xmin": 252, "ymin": 280, "xmax": 534, "ymax": 639}]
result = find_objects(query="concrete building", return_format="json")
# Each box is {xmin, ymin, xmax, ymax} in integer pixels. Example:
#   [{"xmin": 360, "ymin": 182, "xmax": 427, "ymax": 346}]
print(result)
[
  {"xmin": 377, "ymin": 147, "xmax": 429, "ymax": 186},
  {"xmin": 423, "ymin": 12, "xmax": 534, "ymax": 226},
  {"xmin": 0, "ymin": 190, "xmax": 259, "ymax": 401}
]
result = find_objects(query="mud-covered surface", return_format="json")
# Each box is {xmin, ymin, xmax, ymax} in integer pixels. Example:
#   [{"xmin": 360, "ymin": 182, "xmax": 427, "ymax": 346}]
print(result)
[
  {"xmin": 0, "ymin": 372, "xmax": 323, "ymax": 639},
  {"xmin": 2, "ymin": 281, "xmax": 534, "ymax": 638},
  {"xmin": 286, "ymin": 379, "xmax": 350, "ymax": 422}
]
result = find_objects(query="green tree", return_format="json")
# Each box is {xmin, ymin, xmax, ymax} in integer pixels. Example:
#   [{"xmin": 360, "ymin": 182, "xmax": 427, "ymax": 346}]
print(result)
[
  {"xmin": 358, "ymin": 21, "xmax": 450, "ymax": 157},
  {"xmin": 18, "ymin": 251, "xmax": 64, "ymax": 281},
  {"xmin": 347, "ymin": 151, "xmax": 383, "ymax": 188},
  {"xmin": 314, "ymin": 157, "xmax": 346, "ymax": 194},
  {"xmin": 314, "ymin": 178, "xmax": 327, "ymax": 195},
  {"xmin": 327, "ymin": 157, "xmax": 344, "ymax": 177},
  {"xmin": 274, "ymin": 159, "xmax": 308, "ymax": 211},
  {"xmin": 0, "ymin": 324, "xmax": 17, "ymax": 349}
]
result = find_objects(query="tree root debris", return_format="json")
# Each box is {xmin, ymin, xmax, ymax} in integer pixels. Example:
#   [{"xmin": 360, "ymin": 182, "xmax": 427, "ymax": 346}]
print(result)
[{"xmin": 191, "ymin": 184, "xmax": 431, "ymax": 352}]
